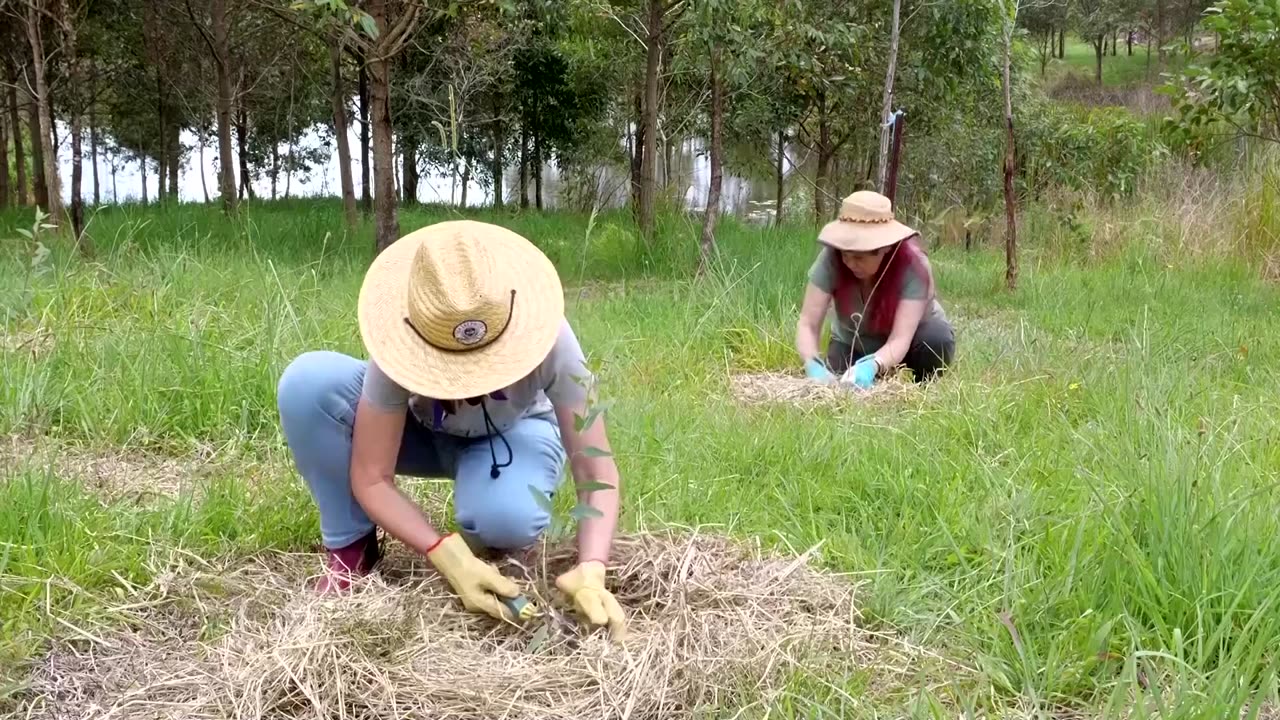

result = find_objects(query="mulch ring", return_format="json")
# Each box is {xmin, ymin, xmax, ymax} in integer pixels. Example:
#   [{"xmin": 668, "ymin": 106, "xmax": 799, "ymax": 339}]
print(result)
[
  {"xmin": 728, "ymin": 371, "xmax": 919, "ymax": 408},
  {"xmin": 18, "ymin": 530, "xmax": 945, "ymax": 720}
]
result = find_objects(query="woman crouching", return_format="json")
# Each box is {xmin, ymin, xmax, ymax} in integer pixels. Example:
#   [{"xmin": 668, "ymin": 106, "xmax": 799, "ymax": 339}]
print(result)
[{"xmin": 796, "ymin": 191, "xmax": 956, "ymax": 387}]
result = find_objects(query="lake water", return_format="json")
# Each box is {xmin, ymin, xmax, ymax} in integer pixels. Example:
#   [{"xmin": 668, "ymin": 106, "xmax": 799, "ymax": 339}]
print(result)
[{"xmin": 48, "ymin": 121, "xmax": 802, "ymax": 224}]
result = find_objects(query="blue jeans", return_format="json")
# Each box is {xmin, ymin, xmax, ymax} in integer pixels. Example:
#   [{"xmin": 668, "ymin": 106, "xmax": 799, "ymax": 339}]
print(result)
[{"xmin": 277, "ymin": 351, "xmax": 567, "ymax": 551}]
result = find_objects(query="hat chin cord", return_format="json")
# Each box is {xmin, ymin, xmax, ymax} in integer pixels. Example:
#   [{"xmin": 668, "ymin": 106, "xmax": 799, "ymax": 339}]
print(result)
[{"xmin": 480, "ymin": 398, "xmax": 513, "ymax": 479}]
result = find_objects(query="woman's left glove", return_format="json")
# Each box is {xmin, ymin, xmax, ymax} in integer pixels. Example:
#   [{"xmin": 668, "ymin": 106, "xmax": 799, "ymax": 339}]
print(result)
[
  {"xmin": 849, "ymin": 355, "xmax": 879, "ymax": 389},
  {"xmin": 555, "ymin": 561, "xmax": 628, "ymax": 643}
]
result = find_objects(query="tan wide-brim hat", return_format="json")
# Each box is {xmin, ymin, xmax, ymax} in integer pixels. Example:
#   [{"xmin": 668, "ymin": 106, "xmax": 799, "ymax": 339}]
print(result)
[
  {"xmin": 357, "ymin": 220, "xmax": 564, "ymax": 400},
  {"xmin": 818, "ymin": 190, "xmax": 918, "ymax": 252}
]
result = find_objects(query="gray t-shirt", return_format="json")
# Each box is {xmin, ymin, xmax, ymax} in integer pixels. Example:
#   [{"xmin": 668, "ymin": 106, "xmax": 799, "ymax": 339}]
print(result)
[
  {"xmin": 807, "ymin": 247, "xmax": 948, "ymax": 343},
  {"xmin": 361, "ymin": 320, "xmax": 592, "ymax": 438}
]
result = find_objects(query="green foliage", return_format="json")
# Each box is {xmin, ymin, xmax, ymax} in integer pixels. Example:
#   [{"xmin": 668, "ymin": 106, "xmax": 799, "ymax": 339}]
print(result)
[
  {"xmin": 1163, "ymin": 0, "xmax": 1280, "ymax": 157},
  {"xmin": 1020, "ymin": 101, "xmax": 1169, "ymax": 199}
]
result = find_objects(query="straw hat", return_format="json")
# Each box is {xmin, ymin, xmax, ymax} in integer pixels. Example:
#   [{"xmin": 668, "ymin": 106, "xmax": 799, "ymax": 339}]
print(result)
[
  {"xmin": 357, "ymin": 220, "xmax": 564, "ymax": 400},
  {"xmin": 818, "ymin": 191, "xmax": 917, "ymax": 252}
]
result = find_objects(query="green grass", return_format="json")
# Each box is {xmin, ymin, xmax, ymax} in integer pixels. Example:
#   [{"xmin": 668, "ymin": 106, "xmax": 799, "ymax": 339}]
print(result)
[
  {"xmin": 1046, "ymin": 36, "xmax": 1178, "ymax": 88},
  {"xmin": 2, "ymin": 197, "xmax": 1280, "ymax": 716}
]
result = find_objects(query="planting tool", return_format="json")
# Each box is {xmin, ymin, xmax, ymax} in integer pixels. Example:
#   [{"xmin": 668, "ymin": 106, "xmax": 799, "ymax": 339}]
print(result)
[{"xmin": 501, "ymin": 594, "xmax": 539, "ymax": 623}]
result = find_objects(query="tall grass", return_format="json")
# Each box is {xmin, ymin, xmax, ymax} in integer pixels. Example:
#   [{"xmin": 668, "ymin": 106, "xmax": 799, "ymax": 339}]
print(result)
[{"xmin": 2, "ymin": 198, "xmax": 1279, "ymax": 716}]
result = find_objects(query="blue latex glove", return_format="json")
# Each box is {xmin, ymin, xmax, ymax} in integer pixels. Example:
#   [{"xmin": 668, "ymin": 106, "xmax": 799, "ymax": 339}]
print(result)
[
  {"xmin": 804, "ymin": 358, "xmax": 835, "ymax": 383},
  {"xmin": 850, "ymin": 355, "xmax": 879, "ymax": 389}
]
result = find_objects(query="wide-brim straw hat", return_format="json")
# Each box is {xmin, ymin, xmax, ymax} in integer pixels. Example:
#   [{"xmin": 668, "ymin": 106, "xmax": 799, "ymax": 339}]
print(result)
[
  {"xmin": 818, "ymin": 190, "xmax": 917, "ymax": 252},
  {"xmin": 357, "ymin": 220, "xmax": 564, "ymax": 400}
]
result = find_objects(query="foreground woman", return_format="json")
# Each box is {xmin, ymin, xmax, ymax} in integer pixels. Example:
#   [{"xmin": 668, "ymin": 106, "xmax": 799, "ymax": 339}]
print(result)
[
  {"xmin": 796, "ymin": 191, "xmax": 956, "ymax": 387},
  {"xmin": 277, "ymin": 220, "xmax": 626, "ymax": 641}
]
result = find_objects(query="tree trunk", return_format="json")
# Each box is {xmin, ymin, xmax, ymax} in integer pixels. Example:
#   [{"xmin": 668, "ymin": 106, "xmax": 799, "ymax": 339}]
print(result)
[
  {"xmin": 27, "ymin": 87, "xmax": 48, "ymax": 209},
  {"xmin": 638, "ymin": 0, "xmax": 662, "ymax": 244},
  {"xmin": 157, "ymin": 66, "xmax": 168, "ymax": 203},
  {"xmin": 490, "ymin": 104, "xmax": 504, "ymax": 209},
  {"xmin": 59, "ymin": 0, "xmax": 89, "ymax": 249},
  {"xmin": 369, "ymin": 0, "xmax": 399, "ymax": 254},
  {"xmin": 533, "ymin": 132, "xmax": 543, "ymax": 210},
  {"xmin": 814, "ymin": 90, "xmax": 831, "ymax": 226},
  {"xmin": 774, "ymin": 128, "xmax": 785, "ymax": 227},
  {"xmin": 629, "ymin": 86, "xmax": 643, "ymax": 213},
  {"xmin": 460, "ymin": 154, "xmax": 470, "ymax": 207},
  {"xmin": 698, "ymin": 45, "xmax": 723, "ymax": 275},
  {"xmin": 168, "ymin": 125, "xmax": 179, "ymax": 197},
  {"xmin": 1112, "ymin": 29, "xmax": 1118, "ymax": 56},
  {"xmin": 236, "ymin": 107, "xmax": 253, "ymax": 200},
  {"xmin": 1058, "ymin": 28, "xmax": 1065, "ymax": 59},
  {"xmin": 0, "ymin": 98, "xmax": 8, "ymax": 209},
  {"xmin": 327, "ymin": 40, "xmax": 357, "ymax": 228},
  {"xmin": 111, "ymin": 161, "xmax": 117, "ymax": 202},
  {"xmin": 358, "ymin": 55, "xmax": 371, "ymax": 213},
  {"xmin": 876, "ymin": 0, "xmax": 902, "ymax": 192},
  {"xmin": 141, "ymin": 156, "xmax": 149, "ymax": 204},
  {"xmin": 1127, "ymin": 30, "xmax": 1134, "ymax": 56},
  {"xmin": 7, "ymin": 64, "xmax": 27, "ymax": 206},
  {"xmin": 401, "ymin": 139, "xmax": 417, "ymax": 205},
  {"xmin": 1002, "ymin": 29, "xmax": 1018, "ymax": 291},
  {"xmin": 270, "ymin": 143, "xmax": 279, "ymax": 199},
  {"xmin": 199, "ymin": 136, "xmax": 210, "ymax": 203},
  {"xmin": 90, "ymin": 63, "xmax": 100, "ymax": 206},
  {"xmin": 519, "ymin": 121, "xmax": 529, "ymax": 209},
  {"xmin": 1155, "ymin": 0, "xmax": 1166, "ymax": 67},
  {"xmin": 25, "ymin": 5, "xmax": 61, "ymax": 222},
  {"xmin": 1094, "ymin": 37, "xmax": 1105, "ymax": 86},
  {"xmin": 211, "ymin": 0, "xmax": 237, "ymax": 213}
]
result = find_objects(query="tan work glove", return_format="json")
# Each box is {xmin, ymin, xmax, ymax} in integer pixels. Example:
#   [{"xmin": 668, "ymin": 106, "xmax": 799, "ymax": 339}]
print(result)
[
  {"xmin": 555, "ymin": 561, "xmax": 628, "ymax": 643},
  {"xmin": 427, "ymin": 533, "xmax": 520, "ymax": 621}
]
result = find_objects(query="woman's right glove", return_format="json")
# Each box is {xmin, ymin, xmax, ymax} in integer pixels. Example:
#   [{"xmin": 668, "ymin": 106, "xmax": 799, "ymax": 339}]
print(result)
[
  {"xmin": 804, "ymin": 357, "xmax": 835, "ymax": 383},
  {"xmin": 427, "ymin": 533, "xmax": 521, "ymax": 621}
]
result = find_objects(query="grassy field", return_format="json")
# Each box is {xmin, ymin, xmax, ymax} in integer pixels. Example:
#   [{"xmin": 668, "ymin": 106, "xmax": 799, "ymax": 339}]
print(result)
[{"xmin": 2, "ymin": 195, "xmax": 1279, "ymax": 717}]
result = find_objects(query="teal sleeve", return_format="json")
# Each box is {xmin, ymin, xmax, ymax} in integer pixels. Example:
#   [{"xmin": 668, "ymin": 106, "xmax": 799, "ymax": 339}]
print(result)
[{"xmin": 807, "ymin": 248, "xmax": 836, "ymax": 294}]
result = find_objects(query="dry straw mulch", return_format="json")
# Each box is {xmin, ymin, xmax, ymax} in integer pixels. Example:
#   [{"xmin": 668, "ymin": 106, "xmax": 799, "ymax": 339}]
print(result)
[
  {"xmin": 729, "ymin": 371, "xmax": 917, "ymax": 408},
  {"xmin": 22, "ymin": 531, "xmax": 927, "ymax": 720}
]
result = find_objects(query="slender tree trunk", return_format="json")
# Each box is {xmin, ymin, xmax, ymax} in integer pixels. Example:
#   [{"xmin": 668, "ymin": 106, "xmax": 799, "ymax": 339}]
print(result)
[
  {"xmin": 59, "ymin": 0, "xmax": 89, "ymax": 249},
  {"xmin": 533, "ymin": 132, "xmax": 543, "ymax": 210},
  {"xmin": 326, "ymin": 41, "xmax": 357, "ymax": 227},
  {"xmin": 369, "ymin": 0, "xmax": 399, "ymax": 254},
  {"xmin": 876, "ymin": 0, "xmax": 902, "ymax": 192},
  {"xmin": 0, "ymin": 98, "xmax": 8, "ymax": 209},
  {"xmin": 7, "ymin": 64, "xmax": 27, "ymax": 206},
  {"xmin": 1127, "ymin": 30, "xmax": 1134, "ymax": 55},
  {"xmin": 141, "ymin": 156, "xmax": 149, "ymax": 204},
  {"xmin": 1112, "ymin": 29, "xmax": 1118, "ymax": 56},
  {"xmin": 1094, "ymin": 37, "xmax": 1105, "ymax": 86},
  {"xmin": 490, "ymin": 103, "xmax": 504, "ymax": 209},
  {"xmin": 27, "ymin": 87, "xmax": 48, "ymax": 209},
  {"xmin": 25, "ymin": 7, "xmax": 61, "ymax": 222},
  {"xmin": 401, "ymin": 139, "xmax": 417, "ymax": 205},
  {"xmin": 775, "ymin": 128, "xmax": 785, "ymax": 227},
  {"xmin": 629, "ymin": 86, "xmax": 643, "ymax": 212},
  {"xmin": 236, "ymin": 107, "xmax": 253, "ymax": 199},
  {"xmin": 199, "ymin": 136, "xmax": 210, "ymax": 203},
  {"xmin": 168, "ymin": 125, "xmax": 179, "ymax": 197},
  {"xmin": 814, "ymin": 91, "xmax": 831, "ymax": 226},
  {"xmin": 698, "ymin": 45, "xmax": 723, "ymax": 274},
  {"xmin": 211, "ymin": 0, "xmax": 237, "ymax": 212},
  {"xmin": 156, "ymin": 67, "xmax": 168, "ymax": 203},
  {"xmin": 1058, "ymin": 28, "xmax": 1065, "ymax": 58},
  {"xmin": 90, "ymin": 65, "xmax": 100, "ymax": 206},
  {"xmin": 1155, "ymin": 0, "xmax": 1166, "ymax": 67},
  {"xmin": 460, "ymin": 154, "xmax": 470, "ymax": 207},
  {"xmin": 111, "ymin": 162, "xmax": 117, "ymax": 201},
  {"xmin": 638, "ymin": 0, "xmax": 662, "ymax": 244},
  {"xmin": 1002, "ymin": 25, "xmax": 1018, "ymax": 291},
  {"xmin": 270, "ymin": 143, "xmax": 279, "ymax": 199},
  {"xmin": 285, "ymin": 140, "xmax": 294, "ymax": 198},
  {"xmin": 519, "ymin": 121, "xmax": 529, "ymax": 209},
  {"xmin": 358, "ymin": 56, "xmax": 371, "ymax": 213}
]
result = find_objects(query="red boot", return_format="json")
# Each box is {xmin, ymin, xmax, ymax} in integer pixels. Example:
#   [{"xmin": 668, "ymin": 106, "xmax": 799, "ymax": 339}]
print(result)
[{"xmin": 316, "ymin": 529, "xmax": 381, "ymax": 594}]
